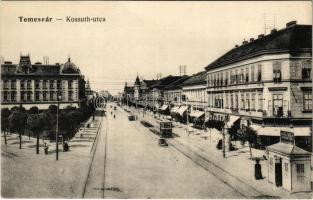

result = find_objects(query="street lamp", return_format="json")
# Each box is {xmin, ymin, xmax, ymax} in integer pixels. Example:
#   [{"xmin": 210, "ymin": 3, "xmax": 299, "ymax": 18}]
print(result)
[
  {"xmin": 223, "ymin": 123, "xmax": 229, "ymax": 158},
  {"xmin": 56, "ymin": 91, "xmax": 61, "ymax": 161}
]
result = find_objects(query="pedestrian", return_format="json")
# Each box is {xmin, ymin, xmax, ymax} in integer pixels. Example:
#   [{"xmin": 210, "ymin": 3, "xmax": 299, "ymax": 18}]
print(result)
[
  {"xmin": 254, "ymin": 158, "xmax": 263, "ymax": 180},
  {"xmin": 64, "ymin": 141, "xmax": 69, "ymax": 152},
  {"xmin": 80, "ymin": 132, "xmax": 83, "ymax": 139},
  {"xmin": 113, "ymin": 114, "xmax": 116, "ymax": 119},
  {"xmin": 44, "ymin": 142, "xmax": 49, "ymax": 155},
  {"xmin": 111, "ymin": 111, "xmax": 112, "ymax": 115}
]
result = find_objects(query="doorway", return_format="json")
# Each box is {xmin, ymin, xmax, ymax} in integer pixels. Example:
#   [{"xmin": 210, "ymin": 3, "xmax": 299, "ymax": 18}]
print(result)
[{"xmin": 275, "ymin": 158, "xmax": 283, "ymax": 187}]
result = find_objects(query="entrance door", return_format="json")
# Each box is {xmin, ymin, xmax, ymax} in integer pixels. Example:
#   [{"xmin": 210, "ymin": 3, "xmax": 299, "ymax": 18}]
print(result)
[
  {"xmin": 275, "ymin": 159, "xmax": 283, "ymax": 187},
  {"xmin": 273, "ymin": 94, "xmax": 283, "ymax": 117}
]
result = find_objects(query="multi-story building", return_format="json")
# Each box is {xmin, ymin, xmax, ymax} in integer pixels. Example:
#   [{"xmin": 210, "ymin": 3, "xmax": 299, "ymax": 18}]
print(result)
[
  {"xmin": 146, "ymin": 75, "xmax": 183, "ymax": 111},
  {"xmin": 1, "ymin": 55, "xmax": 85, "ymax": 110},
  {"xmin": 163, "ymin": 75, "xmax": 190, "ymax": 107},
  {"xmin": 180, "ymin": 71, "xmax": 208, "ymax": 126},
  {"xmin": 205, "ymin": 21, "xmax": 312, "ymax": 149}
]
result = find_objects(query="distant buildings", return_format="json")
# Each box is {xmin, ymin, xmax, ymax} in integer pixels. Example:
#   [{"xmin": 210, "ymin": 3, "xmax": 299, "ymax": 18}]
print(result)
[
  {"xmin": 1, "ymin": 55, "xmax": 87, "ymax": 109},
  {"xmin": 123, "ymin": 21, "xmax": 312, "ymax": 151}
]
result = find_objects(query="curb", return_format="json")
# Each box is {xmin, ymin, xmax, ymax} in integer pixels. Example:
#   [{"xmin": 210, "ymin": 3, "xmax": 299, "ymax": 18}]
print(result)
[{"xmin": 81, "ymin": 115, "xmax": 104, "ymax": 198}]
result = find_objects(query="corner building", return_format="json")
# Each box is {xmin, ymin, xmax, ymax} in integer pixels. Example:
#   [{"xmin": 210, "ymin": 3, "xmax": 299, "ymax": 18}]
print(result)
[
  {"xmin": 1, "ymin": 56, "xmax": 85, "ymax": 110},
  {"xmin": 205, "ymin": 21, "xmax": 312, "ymax": 150}
]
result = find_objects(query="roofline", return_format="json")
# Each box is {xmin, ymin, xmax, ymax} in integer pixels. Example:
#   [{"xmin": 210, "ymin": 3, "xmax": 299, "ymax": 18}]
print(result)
[{"xmin": 205, "ymin": 48, "xmax": 311, "ymax": 71}]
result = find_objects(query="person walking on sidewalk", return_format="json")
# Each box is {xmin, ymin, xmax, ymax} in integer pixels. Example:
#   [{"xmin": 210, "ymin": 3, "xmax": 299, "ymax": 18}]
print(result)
[
  {"xmin": 254, "ymin": 158, "xmax": 263, "ymax": 180},
  {"xmin": 113, "ymin": 114, "xmax": 116, "ymax": 119},
  {"xmin": 44, "ymin": 143, "xmax": 49, "ymax": 155}
]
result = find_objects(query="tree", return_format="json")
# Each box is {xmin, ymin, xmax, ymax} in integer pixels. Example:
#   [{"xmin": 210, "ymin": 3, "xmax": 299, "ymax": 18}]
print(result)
[
  {"xmin": 27, "ymin": 114, "xmax": 45, "ymax": 154},
  {"xmin": 237, "ymin": 126, "xmax": 257, "ymax": 159},
  {"xmin": 28, "ymin": 106, "xmax": 39, "ymax": 114},
  {"xmin": 8, "ymin": 110, "xmax": 27, "ymax": 149},
  {"xmin": 47, "ymin": 105, "xmax": 57, "ymax": 115},
  {"xmin": 1, "ymin": 108, "xmax": 11, "ymax": 145}
]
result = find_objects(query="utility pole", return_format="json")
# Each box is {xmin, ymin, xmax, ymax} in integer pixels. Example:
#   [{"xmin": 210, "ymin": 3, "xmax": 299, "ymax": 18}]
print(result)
[
  {"xmin": 186, "ymin": 96, "xmax": 189, "ymax": 135},
  {"xmin": 56, "ymin": 91, "xmax": 60, "ymax": 161},
  {"xmin": 222, "ymin": 126, "xmax": 226, "ymax": 158}
]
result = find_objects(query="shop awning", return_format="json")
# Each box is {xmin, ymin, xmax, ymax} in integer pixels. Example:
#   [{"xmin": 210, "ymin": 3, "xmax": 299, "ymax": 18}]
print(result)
[
  {"xmin": 160, "ymin": 104, "xmax": 169, "ymax": 111},
  {"xmin": 189, "ymin": 110, "xmax": 205, "ymax": 118},
  {"xmin": 171, "ymin": 106, "xmax": 180, "ymax": 113},
  {"xmin": 250, "ymin": 124, "xmax": 311, "ymax": 137},
  {"xmin": 177, "ymin": 106, "xmax": 188, "ymax": 116},
  {"xmin": 226, "ymin": 115, "xmax": 240, "ymax": 127}
]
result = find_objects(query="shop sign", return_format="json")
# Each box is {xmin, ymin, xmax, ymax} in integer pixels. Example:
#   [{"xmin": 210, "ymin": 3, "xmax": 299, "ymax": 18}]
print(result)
[{"xmin": 280, "ymin": 131, "xmax": 294, "ymax": 145}]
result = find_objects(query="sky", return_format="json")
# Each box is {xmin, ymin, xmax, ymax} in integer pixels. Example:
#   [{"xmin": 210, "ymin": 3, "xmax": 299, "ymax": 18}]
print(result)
[{"xmin": 0, "ymin": 1, "xmax": 311, "ymax": 95}]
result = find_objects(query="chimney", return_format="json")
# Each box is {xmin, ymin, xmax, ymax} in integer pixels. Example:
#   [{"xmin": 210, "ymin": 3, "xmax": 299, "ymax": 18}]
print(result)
[
  {"xmin": 242, "ymin": 40, "xmax": 248, "ymax": 45},
  {"xmin": 249, "ymin": 38, "xmax": 254, "ymax": 42},
  {"xmin": 235, "ymin": 44, "xmax": 239, "ymax": 48},
  {"xmin": 286, "ymin": 21, "xmax": 297, "ymax": 27},
  {"xmin": 258, "ymin": 34, "xmax": 264, "ymax": 39},
  {"xmin": 4, "ymin": 61, "xmax": 12, "ymax": 64},
  {"xmin": 270, "ymin": 29, "xmax": 277, "ymax": 34}
]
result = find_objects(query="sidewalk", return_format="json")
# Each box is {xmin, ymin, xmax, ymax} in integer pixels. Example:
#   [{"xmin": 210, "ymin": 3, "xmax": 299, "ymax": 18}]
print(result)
[
  {"xmin": 127, "ymin": 106, "xmax": 313, "ymax": 199},
  {"xmin": 1, "ymin": 115, "xmax": 102, "ymax": 198}
]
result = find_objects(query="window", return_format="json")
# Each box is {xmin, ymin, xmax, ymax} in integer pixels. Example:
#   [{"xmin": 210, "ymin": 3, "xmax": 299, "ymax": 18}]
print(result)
[
  {"xmin": 245, "ymin": 67, "xmax": 249, "ymax": 82},
  {"xmin": 43, "ymin": 80, "xmax": 47, "ymax": 89},
  {"xmin": 273, "ymin": 94, "xmax": 283, "ymax": 117},
  {"xmin": 50, "ymin": 91, "xmax": 54, "ymax": 101},
  {"xmin": 35, "ymin": 80, "xmax": 40, "ymax": 89},
  {"xmin": 49, "ymin": 80, "xmax": 54, "ymax": 89},
  {"xmin": 11, "ymin": 92, "xmax": 16, "ymax": 102},
  {"xmin": 3, "ymin": 80, "xmax": 9, "ymax": 89},
  {"xmin": 225, "ymin": 71, "xmax": 228, "ymax": 86},
  {"xmin": 20, "ymin": 80, "xmax": 25, "ymax": 89},
  {"xmin": 235, "ymin": 93, "xmax": 238, "ymax": 109},
  {"xmin": 273, "ymin": 62, "xmax": 282, "ymax": 82},
  {"xmin": 246, "ymin": 93, "xmax": 250, "ymax": 110},
  {"xmin": 27, "ymin": 92, "xmax": 32, "ymax": 101},
  {"xmin": 68, "ymin": 80, "xmax": 73, "ymax": 89},
  {"xmin": 241, "ymin": 94, "xmax": 245, "ymax": 109},
  {"xmin": 3, "ymin": 92, "xmax": 9, "ymax": 101},
  {"xmin": 220, "ymin": 73, "xmax": 223, "ymax": 86},
  {"xmin": 251, "ymin": 93, "xmax": 256, "ymax": 110},
  {"xmin": 251, "ymin": 65, "xmax": 255, "ymax": 82},
  {"xmin": 21, "ymin": 92, "xmax": 25, "ymax": 101},
  {"xmin": 11, "ymin": 80, "xmax": 16, "ymax": 89},
  {"xmin": 230, "ymin": 71, "xmax": 233, "ymax": 84},
  {"xmin": 257, "ymin": 65, "xmax": 262, "ymax": 82},
  {"xmin": 207, "ymin": 75, "xmax": 210, "ymax": 87},
  {"xmin": 235, "ymin": 69, "xmax": 238, "ymax": 84},
  {"xmin": 296, "ymin": 164, "xmax": 305, "ymax": 182},
  {"xmin": 35, "ymin": 92, "xmax": 40, "ymax": 101},
  {"xmin": 303, "ymin": 91, "xmax": 312, "ymax": 111},
  {"xmin": 57, "ymin": 80, "xmax": 62, "ymax": 89},
  {"xmin": 230, "ymin": 93, "xmax": 233, "ymax": 108},
  {"xmin": 27, "ymin": 80, "xmax": 32, "ymax": 89},
  {"xmin": 302, "ymin": 60, "xmax": 312, "ymax": 79},
  {"xmin": 258, "ymin": 92, "xmax": 263, "ymax": 110},
  {"xmin": 43, "ymin": 92, "xmax": 47, "ymax": 101},
  {"xmin": 240, "ymin": 68, "xmax": 244, "ymax": 83},
  {"xmin": 225, "ymin": 93, "xmax": 228, "ymax": 108}
]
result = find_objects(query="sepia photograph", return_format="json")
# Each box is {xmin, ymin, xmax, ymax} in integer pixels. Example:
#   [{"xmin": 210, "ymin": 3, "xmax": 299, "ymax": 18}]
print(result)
[{"xmin": 0, "ymin": 1, "xmax": 312, "ymax": 199}]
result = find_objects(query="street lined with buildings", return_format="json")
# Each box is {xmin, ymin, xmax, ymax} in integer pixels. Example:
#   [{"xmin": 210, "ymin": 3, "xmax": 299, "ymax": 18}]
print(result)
[{"xmin": 1, "ymin": 19, "xmax": 312, "ymax": 198}]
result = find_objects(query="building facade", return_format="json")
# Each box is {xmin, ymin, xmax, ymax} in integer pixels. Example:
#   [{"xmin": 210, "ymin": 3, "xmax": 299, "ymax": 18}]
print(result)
[
  {"xmin": 1, "ymin": 56, "xmax": 85, "ymax": 110},
  {"xmin": 205, "ymin": 21, "xmax": 312, "ymax": 148}
]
